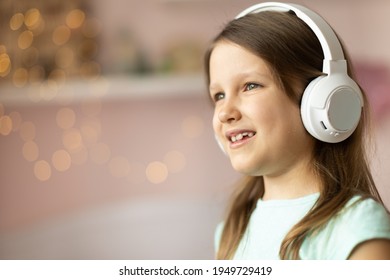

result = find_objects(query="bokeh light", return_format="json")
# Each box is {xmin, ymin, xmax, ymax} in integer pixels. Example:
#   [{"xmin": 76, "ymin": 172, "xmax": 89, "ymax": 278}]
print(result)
[
  {"xmin": 34, "ymin": 160, "xmax": 51, "ymax": 181},
  {"xmin": 80, "ymin": 121, "xmax": 100, "ymax": 146},
  {"xmin": 9, "ymin": 13, "xmax": 24, "ymax": 31},
  {"xmin": 52, "ymin": 149, "xmax": 71, "ymax": 172},
  {"xmin": 12, "ymin": 68, "xmax": 29, "ymax": 87},
  {"xmin": 0, "ymin": 52, "xmax": 11, "ymax": 78},
  {"xmin": 22, "ymin": 141, "xmax": 39, "ymax": 162},
  {"xmin": 52, "ymin": 25, "xmax": 71, "ymax": 46},
  {"xmin": 2, "ymin": 4, "xmax": 101, "ymax": 89},
  {"xmin": 63, "ymin": 128, "xmax": 83, "ymax": 152},
  {"xmin": 56, "ymin": 107, "xmax": 76, "ymax": 130},
  {"xmin": 18, "ymin": 30, "xmax": 34, "ymax": 49},
  {"xmin": 66, "ymin": 9, "xmax": 85, "ymax": 29},
  {"xmin": 0, "ymin": 115, "xmax": 13, "ymax": 136},
  {"xmin": 24, "ymin": 8, "xmax": 41, "ymax": 30},
  {"xmin": 145, "ymin": 161, "xmax": 169, "ymax": 184}
]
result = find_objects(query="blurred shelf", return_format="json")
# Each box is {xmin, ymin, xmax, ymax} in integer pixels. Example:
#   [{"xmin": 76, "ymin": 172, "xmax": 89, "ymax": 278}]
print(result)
[{"xmin": 0, "ymin": 74, "xmax": 206, "ymax": 106}]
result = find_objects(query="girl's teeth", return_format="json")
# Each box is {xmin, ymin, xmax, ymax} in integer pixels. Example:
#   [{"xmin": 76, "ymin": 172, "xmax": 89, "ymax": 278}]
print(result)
[{"xmin": 230, "ymin": 132, "xmax": 255, "ymax": 143}]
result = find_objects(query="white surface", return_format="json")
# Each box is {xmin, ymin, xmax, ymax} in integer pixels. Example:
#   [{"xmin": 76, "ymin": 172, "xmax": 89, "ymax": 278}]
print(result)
[{"xmin": 0, "ymin": 195, "xmax": 221, "ymax": 259}]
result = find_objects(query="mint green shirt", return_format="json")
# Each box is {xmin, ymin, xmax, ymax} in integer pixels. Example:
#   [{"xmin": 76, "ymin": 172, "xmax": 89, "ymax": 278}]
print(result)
[{"xmin": 215, "ymin": 193, "xmax": 390, "ymax": 259}]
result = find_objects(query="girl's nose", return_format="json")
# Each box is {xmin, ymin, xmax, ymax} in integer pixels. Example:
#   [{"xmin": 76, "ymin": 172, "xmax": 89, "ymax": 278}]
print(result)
[{"xmin": 218, "ymin": 100, "xmax": 241, "ymax": 123}]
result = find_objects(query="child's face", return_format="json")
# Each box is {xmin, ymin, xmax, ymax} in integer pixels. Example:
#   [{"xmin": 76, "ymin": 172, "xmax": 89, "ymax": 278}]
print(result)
[{"xmin": 209, "ymin": 41, "xmax": 315, "ymax": 177}]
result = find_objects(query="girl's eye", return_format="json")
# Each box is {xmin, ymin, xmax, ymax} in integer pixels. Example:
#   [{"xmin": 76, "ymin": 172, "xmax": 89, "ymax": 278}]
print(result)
[
  {"xmin": 244, "ymin": 83, "xmax": 261, "ymax": 91},
  {"xmin": 213, "ymin": 92, "xmax": 225, "ymax": 102}
]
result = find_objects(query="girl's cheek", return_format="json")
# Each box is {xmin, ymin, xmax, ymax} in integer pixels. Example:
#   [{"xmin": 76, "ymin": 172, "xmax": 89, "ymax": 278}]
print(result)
[{"xmin": 212, "ymin": 113, "xmax": 219, "ymax": 132}]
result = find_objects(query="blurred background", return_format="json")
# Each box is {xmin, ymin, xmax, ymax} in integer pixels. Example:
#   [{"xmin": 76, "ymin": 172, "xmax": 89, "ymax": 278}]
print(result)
[{"xmin": 0, "ymin": 0, "xmax": 389, "ymax": 259}]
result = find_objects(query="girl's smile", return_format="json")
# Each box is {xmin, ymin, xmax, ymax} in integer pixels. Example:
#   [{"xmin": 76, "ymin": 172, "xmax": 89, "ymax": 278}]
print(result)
[{"xmin": 225, "ymin": 129, "xmax": 256, "ymax": 148}]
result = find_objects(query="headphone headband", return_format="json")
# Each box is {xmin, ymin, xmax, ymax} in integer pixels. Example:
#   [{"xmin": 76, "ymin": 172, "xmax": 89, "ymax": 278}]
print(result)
[{"xmin": 235, "ymin": 2, "xmax": 346, "ymax": 74}]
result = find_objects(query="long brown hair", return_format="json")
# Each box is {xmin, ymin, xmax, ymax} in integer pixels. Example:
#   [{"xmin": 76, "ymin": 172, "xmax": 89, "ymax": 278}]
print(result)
[{"xmin": 205, "ymin": 11, "xmax": 383, "ymax": 260}]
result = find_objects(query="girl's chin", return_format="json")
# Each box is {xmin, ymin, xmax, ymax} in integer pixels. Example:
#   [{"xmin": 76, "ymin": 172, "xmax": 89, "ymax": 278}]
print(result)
[{"xmin": 230, "ymin": 159, "xmax": 262, "ymax": 176}]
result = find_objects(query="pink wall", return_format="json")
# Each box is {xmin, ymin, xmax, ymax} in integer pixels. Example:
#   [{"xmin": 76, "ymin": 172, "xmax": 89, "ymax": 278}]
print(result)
[
  {"xmin": 0, "ymin": 0, "xmax": 389, "ymax": 259},
  {"xmin": 94, "ymin": 0, "xmax": 390, "ymax": 68},
  {"xmin": 0, "ymin": 77, "xmax": 241, "ymax": 259}
]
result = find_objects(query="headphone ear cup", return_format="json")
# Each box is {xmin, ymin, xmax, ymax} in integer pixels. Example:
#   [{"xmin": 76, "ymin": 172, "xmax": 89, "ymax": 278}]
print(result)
[{"xmin": 300, "ymin": 74, "xmax": 363, "ymax": 143}]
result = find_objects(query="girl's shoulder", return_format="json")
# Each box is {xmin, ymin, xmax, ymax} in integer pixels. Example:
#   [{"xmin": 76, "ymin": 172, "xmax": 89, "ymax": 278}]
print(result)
[
  {"xmin": 336, "ymin": 195, "xmax": 390, "ymax": 234},
  {"xmin": 301, "ymin": 195, "xmax": 390, "ymax": 259},
  {"xmin": 342, "ymin": 195, "xmax": 389, "ymax": 219}
]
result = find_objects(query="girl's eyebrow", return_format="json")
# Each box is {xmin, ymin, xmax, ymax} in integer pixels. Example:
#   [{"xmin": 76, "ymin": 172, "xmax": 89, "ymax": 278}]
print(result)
[
  {"xmin": 237, "ymin": 70, "xmax": 272, "ymax": 80},
  {"xmin": 209, "ymin": 71, "xmax": 271, "ymax": 91},
  {"xmin": 209, "ymin": 83, "xmax": 220, "ymax": 92}
]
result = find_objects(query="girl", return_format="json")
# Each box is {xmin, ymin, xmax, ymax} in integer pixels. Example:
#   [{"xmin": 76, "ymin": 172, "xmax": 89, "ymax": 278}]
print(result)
[{"xmin": 205, "ymin": 2, "xmax": 390, "ymax": 260}]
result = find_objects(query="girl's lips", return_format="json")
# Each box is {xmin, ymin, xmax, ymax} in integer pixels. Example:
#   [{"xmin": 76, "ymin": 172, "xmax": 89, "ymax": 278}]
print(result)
[
  {"xmin": 229, "ymin": 133, "xmax": 256, "ymax": 148},
  {"xmin": 225, "ymin": 129, "xmax": 257, "ymax": 148}
]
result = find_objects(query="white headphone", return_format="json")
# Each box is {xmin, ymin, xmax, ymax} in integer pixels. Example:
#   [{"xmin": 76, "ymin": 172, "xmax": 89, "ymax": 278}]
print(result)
[{"xmin": 235, "ymin": 2, "xmax": 363, "ymax": 143}]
